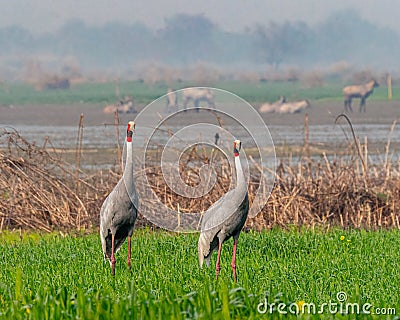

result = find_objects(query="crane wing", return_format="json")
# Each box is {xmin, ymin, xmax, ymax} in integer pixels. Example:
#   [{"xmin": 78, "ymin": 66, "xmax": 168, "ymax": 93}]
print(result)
[
  {"xmin": 100, "ymin": 179, "xmax": 138, "ymax": 234},
  {"xmin": 200, "ymin": 188, "xmax": 247, "ymax": 232}
]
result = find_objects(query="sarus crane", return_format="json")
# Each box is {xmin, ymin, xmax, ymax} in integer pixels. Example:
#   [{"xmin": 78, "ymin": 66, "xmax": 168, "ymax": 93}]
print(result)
[
  {"xmin": 198, "ymin": 140, "xmax": 249, "ymax": 282},
  {"xmin": 100, "ymin": 121, "xmax": 138, "ymax": 276}
]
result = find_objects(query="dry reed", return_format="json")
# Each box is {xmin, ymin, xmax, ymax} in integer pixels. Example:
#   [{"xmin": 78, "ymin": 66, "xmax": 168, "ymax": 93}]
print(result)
[
  {"xmin": 1, "ymin": 119, "xmax": 400, "ymax": 232},
  {"xmin": 0, "ymin": 128, "xmax": 113, "ymax": 232}
]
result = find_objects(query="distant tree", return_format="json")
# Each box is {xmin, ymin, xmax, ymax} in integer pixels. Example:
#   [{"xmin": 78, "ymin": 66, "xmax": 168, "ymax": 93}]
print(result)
[
  {"xmin": 53, "ymin": 19, "xmax": 155, "ymax": 69},
  {"xmin": 253, "ymin": 21, "xmax": 311, "ymax": 69},
  {"xmin": 95, "ymin": 21, "xmax": 155, "ymax": 65},
  {"xmin": 1, "ymin": 10, "xmax": 400, "ymax": 80},
  {"xmin": 157, "ymin": 13, "xmax": 216, "ymax": 63},
  {"xmin": 0, "ymin": 26, "xmax": 33, "ymax": 52},
  {"xmin": 55, "ymin": 18, "xmax": 94, "ymax": 55},
  {"xmin": 315, "ymin": 9, "xmax": 400, "ymax": 66}
]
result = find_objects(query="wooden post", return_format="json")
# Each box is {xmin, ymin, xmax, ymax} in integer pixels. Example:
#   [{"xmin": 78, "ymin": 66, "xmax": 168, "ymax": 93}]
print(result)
[
  {"xmin": 304, "ymin": 112, "xmax": 310, "ymax": 159},
  {"xmin": 75, "ymin": 113, "xmax": 84, "ymax": 231},
  {"xmin": 114, "ymin": 110, "xmax": 122, "ymax": 173},
  {"xmin": 75, "ymin": 113, "xmax": 84, "ymax": 192},
  {"xmin": 387, "ymin": 73, "xmax": 392, "ymax": 100},
  {"xmin": 304, "ymin": 112, "xmax": 312, "ymax": 175},
  {"xmin": 364, "ymin": 136, "xmax": 368, "ymax": 174}
]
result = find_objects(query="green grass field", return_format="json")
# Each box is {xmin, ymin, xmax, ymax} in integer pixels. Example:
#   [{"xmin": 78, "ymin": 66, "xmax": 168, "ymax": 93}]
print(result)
[
  {"xmin": 0, "ymin": 228, "xmax": 399, "ymax": 319},
  {"xmin": 0, "ymin": 80, "xmax": 397, "ymax": 106}
]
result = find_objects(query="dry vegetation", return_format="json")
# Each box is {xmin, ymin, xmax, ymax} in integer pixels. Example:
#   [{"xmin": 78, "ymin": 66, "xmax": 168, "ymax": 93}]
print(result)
[
  {"xmin": 1, "ymin": 121, "xmax": 400, "ymax": 232},
  {"xmin": 253, "ymin": 156, "xmax": 400, "ymax": 230},
  {"xmin": 0, "ymin": 129, "xmax": 111, "ymax": 231}
]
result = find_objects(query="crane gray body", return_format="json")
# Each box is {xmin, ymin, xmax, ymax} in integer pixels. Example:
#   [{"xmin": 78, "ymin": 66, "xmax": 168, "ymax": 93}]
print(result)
[
  {"xmin": 198, "ymin": 141, "xmax": 249, "ymax": 281},
  {"xmin": 198, "ymin": 189, "xmax": 249, "ymax": 267},
  {"xmin": 100, "ymin": 177, "xmax": 138, "ymax": 259},
  {"xmin": 100, "ymin": 121, "xmax": 138, "ymax": 275}
]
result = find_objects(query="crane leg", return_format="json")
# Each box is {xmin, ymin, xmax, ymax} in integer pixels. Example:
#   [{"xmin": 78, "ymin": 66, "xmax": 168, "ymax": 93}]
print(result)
[
  {"xmin": 127, "ymin": 236, "xmax": 131, "ymax": 268},
  {"xmin": 215, "ymin": 242, "xmax": 223, "ymax": 280},
  {"xmin": 231, "ymin": 238, "xmax": 238, "ymax": 282},
  {"xmin": 111, "ymin": 234, "xmax": 116, "ymax": 276}
]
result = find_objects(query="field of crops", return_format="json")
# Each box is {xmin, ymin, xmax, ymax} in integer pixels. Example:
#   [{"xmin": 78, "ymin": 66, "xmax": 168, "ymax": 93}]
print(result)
[
  {"xmin": 1, "ymin": 79, "xmax": 400, "ymax": 319},
  {"xmin": 1, "ymin": 228, "xmax": 399, "ymax": 319},
  {"xmin": 0, "ymin": 79, "xmax": 397, "ymax": 106}
]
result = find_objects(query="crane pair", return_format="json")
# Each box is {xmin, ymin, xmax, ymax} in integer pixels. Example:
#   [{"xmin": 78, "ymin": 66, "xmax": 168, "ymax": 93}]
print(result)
[{"xmin": 100, "ymin": 122, "xmax": 249, "ymax": 281}]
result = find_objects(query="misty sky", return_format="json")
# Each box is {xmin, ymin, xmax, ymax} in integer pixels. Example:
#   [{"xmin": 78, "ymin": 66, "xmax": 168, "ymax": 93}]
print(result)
[{"xmin": 1, "ymin": 0, "xmax": 400, "ymax": 34}]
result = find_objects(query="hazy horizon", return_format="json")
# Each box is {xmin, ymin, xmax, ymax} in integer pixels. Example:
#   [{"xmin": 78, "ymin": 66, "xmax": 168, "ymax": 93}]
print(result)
[
  {"xmin": 1, "ymin": 0, "xmax": 400, "ymax": 82},
  {"xmin": 1, "ymin": 0, "xmax": 400, "ymax": 34}
]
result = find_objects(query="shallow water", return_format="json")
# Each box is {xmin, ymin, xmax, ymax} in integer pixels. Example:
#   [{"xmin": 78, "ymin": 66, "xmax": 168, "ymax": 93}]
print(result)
[{"xmin": 2, "ymin": 122, "xmax": 399, "ymax": 151}]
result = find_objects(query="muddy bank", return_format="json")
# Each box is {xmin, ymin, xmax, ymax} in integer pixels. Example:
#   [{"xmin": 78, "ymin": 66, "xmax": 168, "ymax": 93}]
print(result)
[{"xmin": 1, "ymin": 100, "xmax": 399, "ymax": 127}]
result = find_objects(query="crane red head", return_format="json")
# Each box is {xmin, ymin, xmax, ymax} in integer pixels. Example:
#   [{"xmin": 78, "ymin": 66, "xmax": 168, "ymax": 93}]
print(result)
[
  {"xmin": 233, "ymin": 140, "xmax": 241, "ymax": 157},
  {"xmin": 127, "ymin": 121, "xmax": 135, "ymax": 142}
]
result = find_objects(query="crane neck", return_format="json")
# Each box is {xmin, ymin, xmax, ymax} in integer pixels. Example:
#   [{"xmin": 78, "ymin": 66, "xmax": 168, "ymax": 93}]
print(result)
[
  {"xmin": 234, "ymin": 154, "xmax": 246, "ymax": 191},
  {"xmin": 122, "ymin": 138, "xmax": 137, "ymax": 203},
  {"xmin": 126, "ymin": 139, "xmax": 132, "ymax": 159},
  {"xmin": 124, "ymin": 139, "xmax": 133, "ymax": 177}
]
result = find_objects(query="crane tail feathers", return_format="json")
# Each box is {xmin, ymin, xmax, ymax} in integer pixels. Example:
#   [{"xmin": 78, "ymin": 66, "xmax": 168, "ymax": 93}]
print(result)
[
  {"xmin": 198, "ymin": 251, "xmax": 204, "ymax": 268},
  {"xmin": 198, "ymin": 235, "xmax": 207, "ymax": 268},
  {"xmin": 198, "ymin": 233, "xmax": 212, "ymax": 268}
]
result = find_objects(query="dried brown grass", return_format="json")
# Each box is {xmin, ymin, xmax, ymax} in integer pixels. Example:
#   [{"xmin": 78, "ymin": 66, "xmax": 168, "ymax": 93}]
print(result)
[
  {"xmin": 0, "ymin": 128, "xmax": 114, "ymax": 232},
  {"xmin": 1, "ymin": 119, "xmax": 400, "ymax": 232}
]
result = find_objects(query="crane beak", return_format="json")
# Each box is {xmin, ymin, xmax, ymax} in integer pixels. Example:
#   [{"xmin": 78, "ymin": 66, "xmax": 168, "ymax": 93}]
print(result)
[
  {"xmin": 234, "ymin": 140, "xmax": 241, "ymax": 150},
  {"xmin": 233, "ymin": 139, "xmax": 241, "ymax": 156},
  {"xmin": 127, "ymin": 121, "xmax": 136, "ymax": 132},
  {"xmin": 127, "ymin": 121, "xmax": 135, "ymax": 142}
]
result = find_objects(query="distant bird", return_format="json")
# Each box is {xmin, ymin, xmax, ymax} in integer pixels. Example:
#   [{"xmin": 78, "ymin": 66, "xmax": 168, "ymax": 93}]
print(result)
[
  {"xmin": 100, "ymin": 121, "xmax": 138, "ymax": 276},
  {"xmin": 214, "ymin": 132, "xmax": 220, "ymax": 145},
  {"xmin": 198, "ymin": 140, "xmax": 249, "ymax": 282}
]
